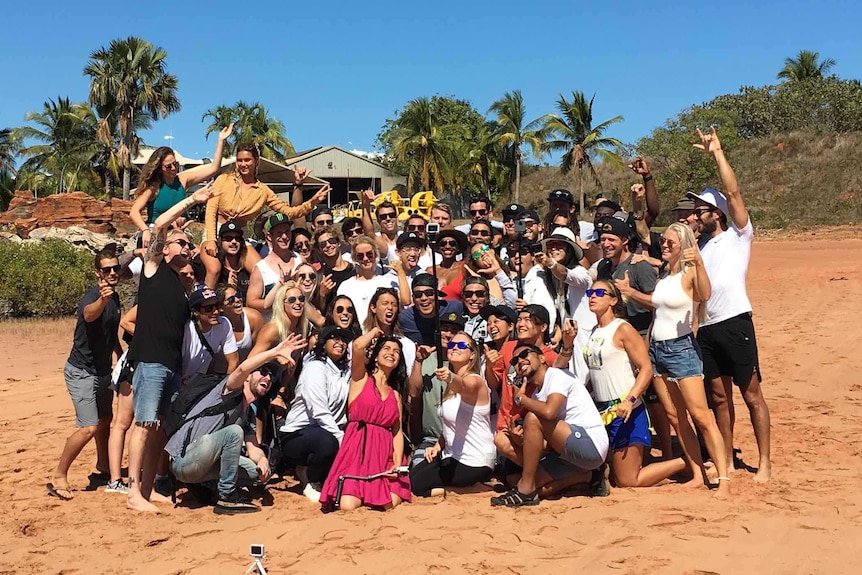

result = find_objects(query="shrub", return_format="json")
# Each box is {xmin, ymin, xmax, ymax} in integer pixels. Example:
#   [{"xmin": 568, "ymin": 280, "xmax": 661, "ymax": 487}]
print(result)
[{"xmin": 0, "ymin": 240, "xmax": 94, "ymax": 317}]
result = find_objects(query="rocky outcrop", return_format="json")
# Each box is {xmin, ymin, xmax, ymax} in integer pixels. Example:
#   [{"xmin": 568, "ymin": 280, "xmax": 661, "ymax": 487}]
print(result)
[
  {"xmin": 0, "ymin": 191, "xmax": 136, "ymax": 238},
  {"xmin": 26, "ymin": 226, "xmax": 134, "ymax": 254}
]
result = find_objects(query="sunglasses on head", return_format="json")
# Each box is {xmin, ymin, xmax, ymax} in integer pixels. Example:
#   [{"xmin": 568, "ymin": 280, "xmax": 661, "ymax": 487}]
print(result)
[
  {"xmin": 317, "ymin": 237, "xmax": 339, "ymax": 248},
  {"xmin": 335, "ymin": 305, "xmax": 355, "ymax": 315},
  {"xmin": 377, "ymin": 212, "xmax": 397, "ymax": 221},
  {"xmin": 412, "ymin": 288, "xmax": 436, "ymax": 299},
  {"xmin": 447, "ymin": 341, "xmax": 471, "ymax": 350},
  {"xmin": 509, "ymin": 348, "xmax": 535, "ymax": 366},
  {"xmin": 225, "ymin": 294, "xmax": 242, "ymax": 305},
  {"xmin": 471, "ymin": 244, "xmax": 491, "ymax": 260},
  {"xmin": 586, "ymin": 288, "xmax": 608, "ymax": 297},
  {"xmin": 99, "ymin": 264, "xmax": 122, "ymax": 274},
  {"xmin": 285, "ymin": 295, "xmax": 307, "ymax": 304}
]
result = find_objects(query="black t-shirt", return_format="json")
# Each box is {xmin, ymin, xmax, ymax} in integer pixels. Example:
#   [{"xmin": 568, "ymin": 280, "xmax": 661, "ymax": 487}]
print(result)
[
  {"xmin": 321, "ymin": 262, "xmax": 356, "ymax": 306},
  {"xmin": 67, "ymin": 286, "xmax": 120, "ymax": 376},
  {"xmin": 218, "ymin": 264, "xmax": 251, "ymax": 299},
  {"xmin": 128, "ymin": 261, "xmax": 189, "ymax": 371}
]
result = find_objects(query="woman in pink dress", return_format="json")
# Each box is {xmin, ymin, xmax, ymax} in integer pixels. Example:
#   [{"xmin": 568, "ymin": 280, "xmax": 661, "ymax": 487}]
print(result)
[{"xmin": 319, "ymin": 326, "xmax": 411, "ymax": 511}]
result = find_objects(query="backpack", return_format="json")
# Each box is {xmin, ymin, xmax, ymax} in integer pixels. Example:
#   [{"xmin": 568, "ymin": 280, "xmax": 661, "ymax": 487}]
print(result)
[{"xmin": 163, "ymin": 373, "xmax": 243, "ymax": 451}]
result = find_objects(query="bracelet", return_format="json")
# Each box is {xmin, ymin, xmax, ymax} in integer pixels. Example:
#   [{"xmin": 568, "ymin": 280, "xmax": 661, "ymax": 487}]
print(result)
[
  {"xmin": 559, "ymin": 346, "xmax": 573, "ymax": 353},
  {"xmin": 642, "ymin": 174, "xmax": 653, "ymax": 183}
]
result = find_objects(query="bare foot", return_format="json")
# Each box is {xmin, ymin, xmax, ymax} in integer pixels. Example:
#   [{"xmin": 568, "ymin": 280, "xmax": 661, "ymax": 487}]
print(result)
[
  {"xmin": 753, "ymin": 464, "xmax": 772, "ymax": 483},
  {"xmin": 48, "ymin": 478, "xmax": 74, "ymax": 500},
  {"xmin": 127, "ymin": 494, "xmax": 160, "ymax": 513},
  {"xmin": 149, "ymin": 491, "xmax": 174, "ymax": 504},
  {"xmin": 714, "ymin": 480, "xmax": 732, "ymax": 500},
  {"xmin": 682, "ymin": 475, "xmax": 705, "ymax": 490}
]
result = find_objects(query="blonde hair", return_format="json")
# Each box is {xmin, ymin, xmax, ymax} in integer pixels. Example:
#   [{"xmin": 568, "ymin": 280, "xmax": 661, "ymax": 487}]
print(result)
[
  {"xmin": 664, "ymin": 222, "xmax": 708, "ymax": 324},
  {"xmin": 272, "ymin": 281, "xmax": 309, "ymax": 342},
  {"xmin": 443, "ymin": 332, "xmax": 481, "ymax": 401},
  {"xmin": 351, "ymin": 235, "xmax": 379, "ymax": 259}
]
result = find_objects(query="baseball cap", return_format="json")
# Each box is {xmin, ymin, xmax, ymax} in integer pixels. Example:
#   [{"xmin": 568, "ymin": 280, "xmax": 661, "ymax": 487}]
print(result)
[
  {"xmin": 396, "ymin": 231, "xmax": 426, "ymax": 250},
  {"xmin": 411, "ymin": 273, "xmax": 446, "ymax": 297},
  {"xmin": 596, "ymin": 216, "xmax": 631, "ymax": 239},
  {"xmin": 480, "ymin": 304, "xmax": 517, "ymax": 324},
  {"xmin": 673, "ymin": 198, "xmax": 696, "ymax": 211},
  {"xmin": 463, "ymin": 275, "xmax": 489, "ymax": 290},
  {"xmin": 319, "ymin": 325, "xmax": 355, "ymax": 343},
  {"xmin": 439, "ymin": 310, "xmax": 466, "ymax": 330},
  {"xmin": 521, "ymin": 209, "xmax": 540, "ymax": 223},
  {"xmin": 502, "ymin": 203, "xmax": 525, "ymax": 221},
  {"xmin": 311, "ymin": 205, "xmax": 333, "ymax": 221},
  {"xmin": 596, "ymin": 200, "xmax": 622, "ymax": 213},
  {"xmin": 521, "ymin": 304, "xmax": 550, "ymax": 326},
  {"xmin": 189, "ymin": 287, "xmax": 218, "ymax": 309},
  {"xmin": 547, "ymin": 189, "xmax": 574, "ymax": 205},
  {"xmin": 686, "ymin": 188, "xmax": 728, "ymax": 214},
  {"xmin": 265, "ymin": 213, "xmax": 292, "ymax": 232},
  {"xmin": 219, "ymin": 220, "xmax": 244, "ymax": 238}
]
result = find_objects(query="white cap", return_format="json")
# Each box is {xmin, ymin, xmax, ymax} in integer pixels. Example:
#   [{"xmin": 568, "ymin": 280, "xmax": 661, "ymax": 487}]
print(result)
[{"xmin": 686, "ymin": 188, "xmax": 728, "ymax": 214}]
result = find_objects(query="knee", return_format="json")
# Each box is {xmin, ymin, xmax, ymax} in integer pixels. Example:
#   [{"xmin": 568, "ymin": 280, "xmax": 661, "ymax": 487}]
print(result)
[
  {"xmin": 523, "ymin": 412, "xmax": 540, "ymax": 430},
  {"xmin": 741, "ymin": 388, "xmax": 766, "ymax": 408},
  {"xmin": 82, "ymin": 425, "xmax": 99, "ymax": 439},
  {"xmin": 689, "ymin": 407, "xmax": 716, "ymax": 428},
  {"xmin": 224, "ymin": 424, "xmax": 244, "ymax": 445},
  {"xmin": 611, "ymin": 469, "xmax": 637, "ymax": 488}
]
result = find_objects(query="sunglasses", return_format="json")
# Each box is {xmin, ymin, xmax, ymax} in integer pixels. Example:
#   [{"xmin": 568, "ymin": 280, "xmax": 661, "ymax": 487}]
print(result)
[
  {"xmin": 471, "ymin": 244, "xmax": 491, "ymax": 260},
  {"xmin": 170, "ymin": 239, "xmax": 191, "ymax": 249},
  {"xmin": 438, "ymin": 239, "xmax": 458, "ymax": 248},
  {"xmin": 335, "ymin": 305, "xmax": 355, "ymax": 315},
  {"xmin": 412, "ymin": 288, "xmax": 436, "ymax": 299},
  {"xmin": 272, "ymin": 228, "xmax": 292, "ymax": 238},
  {"xmin": 225, "ymin": 294, "xmax": 242, "ymax": 305},
  {"xmin": 463, "ymin": 290, "xmax": 487, "ymax": 299},
  {"xmin": 345, "ymin": 227, "xmax": 363, "ymax": 237},
  {"xmin": 285, "ymin": 295, "xmax": 307, "ymax": 304},
  {"xmin": 469, "ymin": 209, "xmax": 488, "ymax": 216},
  {"xmin": 354, "ymin": 251, "xmax": 375, "ymax": 261},
  {"xmin": 317, "ymin": 237, "xmax": 339, "ymax": 248},
  {"xmin": 509, "ymin": 348, "xmax": 535, "ymax": 366},
  {"xmin": 660, "ymin": 238, "xmax": 677, "ymax": 248},
  {"xmin": 586, "ymin": 288, "xmax": 609, "ymax": 297},
  {"xmin": 315, "ymin": 218, "xmax": 334, "ymax": 226},
  {"xmin": 296, "ymin": 273, "xmax": 315, "ymax": 281},
  {"xmin": 377, "ymin": 212, "xmax": 397, "ymax": 221},
  {"xmin": 447, "ymin": 341, "xmax": 471, "ymax": 350},
  {"xmin": 547, "ymin": 241, "xmax": 567, "ymax": 251},
  {"xmin": 406, "ymin": 224, "xmax": 426, "ymax": 232},
  {"xmin": 221, "ymin": 234, "xmax": 243, "ymax": 243},
  {"xmin": 162, "ymin": 162, "xmax": 179, "ymax": 170},
  {"xmin": 258, "ymin": 365, "xmax": 276, "ymax": 379},
  {"xmin": 693, "ymin": 207, "xmax": 714, "ymax": 215},
  {"xmin": 99, "ymin": 264, "xmax": 122, "ymax": 274},
  {"xmin": 470, "ymin": 229, "xmax": 491, "ymax": 238},
  {"xmin": 200, "ymin": 303, "xmax": 221, "ymax": 313}
]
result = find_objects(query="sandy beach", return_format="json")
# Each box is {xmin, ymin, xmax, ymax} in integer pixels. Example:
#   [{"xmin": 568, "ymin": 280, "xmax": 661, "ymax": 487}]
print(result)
[{"xmin": 2, "ymin": 235, "xmax": 862, "ymax": 575}]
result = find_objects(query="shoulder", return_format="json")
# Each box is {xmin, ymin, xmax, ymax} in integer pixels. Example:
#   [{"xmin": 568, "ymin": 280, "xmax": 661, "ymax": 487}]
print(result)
[{"xmin": 731, "ymin": 219, "xmax": 754, "ymax": 241}]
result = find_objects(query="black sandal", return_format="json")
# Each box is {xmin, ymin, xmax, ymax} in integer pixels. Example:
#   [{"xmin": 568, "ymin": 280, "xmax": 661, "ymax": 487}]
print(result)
[{"xmin": 490, "ymin": 487, "xmax": 539, "ymax": 507}]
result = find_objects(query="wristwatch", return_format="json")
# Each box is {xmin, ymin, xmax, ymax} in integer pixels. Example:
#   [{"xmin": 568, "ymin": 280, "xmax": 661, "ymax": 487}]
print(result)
[
  {"xmin": 515, "ymin": 395, "xmax": 522, "ymax": 406},
  {"xmin": 627, "ymin": 395, "xmax": 637, "ymax": 404}
]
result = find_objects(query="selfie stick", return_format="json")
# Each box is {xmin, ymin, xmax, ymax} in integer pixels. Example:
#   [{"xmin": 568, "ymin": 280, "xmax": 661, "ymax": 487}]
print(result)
[
  {"xmin": 334, "ymin": 468, "xmax": 409, "ymax": 509},
  {"xmin": 515, "ymin": 242, "xmax": 524, "ymax": 300},
  {"xmin": 428, "ymin": 231, "xmax": 444, "ymax": 368}
]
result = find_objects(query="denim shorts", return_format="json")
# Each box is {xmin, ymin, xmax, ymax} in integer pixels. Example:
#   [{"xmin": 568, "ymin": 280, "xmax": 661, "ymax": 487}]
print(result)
[
  {"xmin": 64, "ymin": 362, "xmax": 113, "ymax": 428},
  {"xmin": 649, "ymin": 333, "xmax": 703, "ymax": 380},
  {"xmin": 131, "ymin": 362, "xmax": 181, "ymax": 424}
]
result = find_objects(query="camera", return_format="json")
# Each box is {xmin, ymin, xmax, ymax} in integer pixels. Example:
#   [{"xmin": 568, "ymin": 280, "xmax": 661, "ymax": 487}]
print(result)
[
  {"xmin": 250, "ymin": 544, "xmax": 265, "ymax": 558},
  {"xmin": 426, "ymin": 222, "xmax": 440, "ymax": 243},
  {"xmin": 514, "ymin": 219, "xmax": 526, "ymax": 234},
  {"xmin": 531, "ymin": 242, "xmax": 544, "ymax": 256}
]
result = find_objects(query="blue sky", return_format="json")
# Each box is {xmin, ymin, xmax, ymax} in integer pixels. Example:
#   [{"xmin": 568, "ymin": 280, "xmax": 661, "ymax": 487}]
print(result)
[{"xmin": 2, "ymin": 0, "xmax": 858, "ymax": 162}]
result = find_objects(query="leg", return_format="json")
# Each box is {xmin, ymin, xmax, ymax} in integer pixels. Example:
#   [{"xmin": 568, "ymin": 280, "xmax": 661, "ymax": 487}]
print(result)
[
  {"xmin": 677, "ymin": 376, "xmax": 731, "ymax": 497},
  {"xmin": 95, "ymin": 418, "xmax": 111, "ymax": 474},
  {"xmin": 108, "ymin": 382, "xmax": 134, "ymax": 483},
  {"xmin": 611, "ymin": 444, "xmax": 687, "ymax": 488},
  {"xmin": 51, "ymin": 364, "xmax": 102, "ymax": 498},
  {"xmin": 338, "ymin": 495, "xmax": 362, "ymax": 511},
  {"xmin": 515, "ymin": 413, "xmax": 547, "ymax": 494},
  {"xmin": 710, "ymin": 376, "xmax": 736, "ymax": 471},
  {"xmin": 740, "ymin": 374, "xmax": 772, "ymax": 482},
  {"xmin": 494, "ymin": 430, "xmax": 523, "ymax": 466},
  {"xmin": 645, "ymin": 396, "xmax": 673, "ymax": 460},
  {"xmin": 51, "ymin": 426, "xmax": 99, "ymax": 497},
  {"xmin": 409, "ymin": 457, "xmax": 444, "ymax": 497},
  {"xmin": 280, "ymin": 427, "xmax": 339, "ymax": 484},
  {"xmin": 662, "ymin": 377, "xmax": 707, "ymax": 487},
  {"xmin": 126, "ymin": 363, "xmax": 171, "ymax": 512},
  {"xmin": 126, "ymin": 423, "xmax": 158, "ymax": 512},
  {"xmin": 94, "ymin": 375, "xmax": 114, "ymax": 473}
]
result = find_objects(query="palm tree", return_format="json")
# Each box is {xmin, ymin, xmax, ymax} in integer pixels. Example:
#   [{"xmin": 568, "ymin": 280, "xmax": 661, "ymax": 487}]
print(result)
[
  {"xmin": 0, "ymin": 128, "xmax": 20, "ymax": 178},
  {"xmin": 202, "ymin": 101, "xmax": 294, "ymax": 160},
  {"xmin": 541, "ymin": 91, "xmax": 624, "ymax": 213},
  {"xmin": 92, "ymin": 105, "xmax": 152, "ymax": 198},
  {"xmin": 488, "ymin": 90, "xmax": 548, "ymax": 202},
  {"xmin": 84, "ymin": 36, "xmax": 180, "ymax": 199},
  {"xmin": 13, "ymin": 97, "xmax": 100, "ymax": 194},
  {"xmin": 777, "ymin": 50, "xmax": 837, "ymax": 82},
  {"xmin": 387, "ymin": 97, "xmax": 465, "ymax": 193}
]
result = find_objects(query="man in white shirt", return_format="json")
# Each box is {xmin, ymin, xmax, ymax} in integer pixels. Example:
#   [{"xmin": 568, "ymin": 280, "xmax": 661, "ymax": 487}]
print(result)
[
  {"xmin": 688, "ymin": 127, "xmax": 771, "ymax": 483},
  {"xmin": 181, "ymin": 288, "xmax": 239, "ymax": 384}
]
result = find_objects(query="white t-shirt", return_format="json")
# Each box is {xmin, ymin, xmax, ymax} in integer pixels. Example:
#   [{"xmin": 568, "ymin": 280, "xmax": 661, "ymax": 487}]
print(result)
[
  {"xmin": 454, "ymin": 220, "xmax": 504, "ymax": 235},
  {"xmin": 579, "ymin": 221, "xmax": 596, "ymax": 244},
  {"xmin": 699, "ymin": 220, "xmax": 754, "ymax": 326},
  {"xmin": 181, "ymin": 317, "xmax": 238, "ymax": 384},
  {"xmin": 533, "ymin": 367, "xmax": 607, "ymax": 449},
  {"xmin": 335, "ymin": 271, "xmax": 400, "ymax": 326}
]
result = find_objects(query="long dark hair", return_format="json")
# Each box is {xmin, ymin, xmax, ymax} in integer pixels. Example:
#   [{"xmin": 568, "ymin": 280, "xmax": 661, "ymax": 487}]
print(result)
[
  {"xmin": 218, "ymin": 233, "xmax": 248, "ymax": 270},
  {"xmin": 135, "ymin": 146, "xmax": 175, "ymax": 195},
  {"xmin": 324, "ymin": 295, "xmax": 361, "ymax": 338},
  {"xmin": 363, "ymin": 287, "xmax": 403, "ymax": 335},
  {"xmin": 366, "ymin": 335, "xmax": 408, "ymax": 409},
  {"xmin": 310, "ymin": 333, "xmax": 350, "ymax": 373},
  {"xmin": 542, "ymin": 241, "xmax": 580, "ymax": 327}
]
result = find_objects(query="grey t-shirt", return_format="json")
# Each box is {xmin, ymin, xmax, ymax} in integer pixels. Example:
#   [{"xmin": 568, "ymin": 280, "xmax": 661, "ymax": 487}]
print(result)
[
  {"xmin": 165, "ymin": 380, "xmax": 246, "ymax": 459},
  {"xmin": 419, "ymin": 355, "xmax": 448, "ymax": 444},
  {"xmin": 597, "ymin": 255, "xmax": 657, "ymax": 335}
]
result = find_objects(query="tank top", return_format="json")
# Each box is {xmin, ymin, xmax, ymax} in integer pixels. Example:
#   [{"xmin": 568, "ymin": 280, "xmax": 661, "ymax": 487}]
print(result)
[
  {"xmin": 441, "ymin": 268, "xmax": 464, "ymax": 301},
  {"xmin": 438, "ymin": 387, "xmax": 496, "ymax": 469},
  {"xmin": 146, "ymin": 178, "xmax": 186, "ymax": 224},
  {"xmin": 255, "ymin": 260, "xmax": 281, "ymax": 323},
  {"xmin": 651, "ymin": 271, "xmax": 694, "ymax": 341},
  {"xmin": 583, "ymin": 318, "xmax": 636, "ymax": 403},
  {"xmin": 128, "ymin": 261, "xmax": 189, "ymax": 371},
  {"xmin": 234, "ymin": 311, "xmax": 253, "ymax": 361}
]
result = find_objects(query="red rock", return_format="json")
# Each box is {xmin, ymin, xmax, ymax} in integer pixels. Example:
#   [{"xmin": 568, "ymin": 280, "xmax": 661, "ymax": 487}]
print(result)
[{"xmin": 0, "ymin": 191, "xmax": 139, "ymax": 238}]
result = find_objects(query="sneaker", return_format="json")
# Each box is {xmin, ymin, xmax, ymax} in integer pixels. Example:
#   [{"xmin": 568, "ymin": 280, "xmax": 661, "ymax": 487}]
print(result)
[
  {"xmin": 303, "ymin": 482, "xmax": 322, "ymax": 503},
  {"xmin": 589, "ymin": 465, "xmax": 610, "ymax": 498},
  {"xmin": 104, "ymin": 479, "xmax": 129, "ymax": 494},
  {"xmin": 154, "ymin": 475, "xmax": 172, "ymax": 497},
  {"xmin": 214, "ymin": 491, "xmax": 260, "ymax": 515}
]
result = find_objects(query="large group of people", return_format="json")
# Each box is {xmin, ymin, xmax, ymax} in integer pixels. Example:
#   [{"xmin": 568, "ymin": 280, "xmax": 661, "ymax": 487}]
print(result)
[{"xmin": 49, "ymin": 126, "xmax": 770, "ymax": 515}]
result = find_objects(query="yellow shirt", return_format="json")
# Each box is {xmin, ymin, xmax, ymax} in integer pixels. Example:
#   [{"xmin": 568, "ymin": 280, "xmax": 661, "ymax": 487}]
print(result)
[{"xmin": 205, "ymin": 172, "xmax": 316, "ymax": 240}]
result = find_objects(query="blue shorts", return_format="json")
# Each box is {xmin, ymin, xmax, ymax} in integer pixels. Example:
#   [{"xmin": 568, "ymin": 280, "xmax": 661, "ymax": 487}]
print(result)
[
  {"xmin": 605, "ymin": 403, "xmax": 651, "ymax": 450},
  {"xmin": 131, "ymin": 362, "xmax": 181, "ymax": 424},
  {"xmin": 649, "ymin": 333, "xmax": 703, "ymax": 380}
]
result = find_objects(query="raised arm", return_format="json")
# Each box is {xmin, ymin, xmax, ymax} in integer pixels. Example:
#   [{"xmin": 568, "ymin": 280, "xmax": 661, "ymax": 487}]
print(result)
[
  {"xmin": 129, "ymin": 185, "xmax": 157, "ymax": 247},
  {"xmin": 178, "ymin": 124, "xmax": 233, "ymax": 188},
  {"xmin": 628, "ymin": 157, "xmax": 659, "ymax": 227},
  {"xmin": 694, "ymin": 127, "xmax": 748, "ymax": 229},
  {"xmin": 226, "ymin": 333, "xmax": 307, "ymax": 392},
  {"xmin": 351, "ymin": 327, "xmax": 382, "ymax": 384},
  {"xmin": 360, "ymin": 189, "xmax": 376, "ymax": 237},
  {"xmin": 683, "ymin": 245, "xmax": 711, "ymax": 302}
]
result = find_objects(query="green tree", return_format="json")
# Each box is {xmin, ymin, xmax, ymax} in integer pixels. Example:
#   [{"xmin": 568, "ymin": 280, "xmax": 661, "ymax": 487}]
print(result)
[
  {"xmin": 202, "ymin": 101, "xmax": 294, "ymax": 160},
  {"xmin": 541, "ymin": 91, "xmax": 624, "ymax": 213},
  {"xmin": 84, "ymin": 36, "xmax": 180, "ymax": 200},
  {"xmin": 777, "ymin": 50, "xmax": 837, "ymax": 82},
  {"xmin": 488, "ymin": 90, "xmax": 547, "ymax": 202},
  {"xmin": 13, "ymin": 97, "xmax": 100, "ymax": 195}
]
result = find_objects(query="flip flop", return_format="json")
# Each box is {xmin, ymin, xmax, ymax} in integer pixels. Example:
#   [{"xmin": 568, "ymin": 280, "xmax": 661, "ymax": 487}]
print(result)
[{"xmin": 47, "ymin": 482, "xmax": 73, "ymax": 501}]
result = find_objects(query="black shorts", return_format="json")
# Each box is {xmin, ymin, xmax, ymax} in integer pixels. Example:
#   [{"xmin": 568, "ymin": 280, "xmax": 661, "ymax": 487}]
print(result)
[{"xmin": 697, "ymin": 313, "xmax": 762, "ymax": 387}]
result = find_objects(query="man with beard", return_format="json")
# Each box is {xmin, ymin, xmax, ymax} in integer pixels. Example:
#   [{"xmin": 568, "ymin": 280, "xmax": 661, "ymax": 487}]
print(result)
[
  {"xmin": 399, "ymin": 273, "xmax": 463, "ymax": 346},
  {"xmin": 47, "ymin": 247, "xmax": 123, "ymax": 501},
  {"xmin": 688, "ymin": 127, "xmax": 771, "ymax": 483},
  {"xmin": 246, "ymin": 213, "xmax": 303, "ymax": 322},
  {"xmin": 126, "ymin": 183, "xmax": 218, "ymax": 513}
]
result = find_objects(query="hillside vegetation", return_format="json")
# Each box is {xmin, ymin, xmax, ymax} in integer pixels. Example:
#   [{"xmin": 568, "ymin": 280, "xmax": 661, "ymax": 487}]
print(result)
[{"xmin": 507, "ymin": 130, "xmax": 862, "ymax": 229}]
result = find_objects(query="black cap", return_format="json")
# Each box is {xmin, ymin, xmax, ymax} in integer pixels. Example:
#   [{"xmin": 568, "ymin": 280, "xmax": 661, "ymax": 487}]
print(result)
[
  {"xmin": 396, "ymin": 231, "xmax": 426, "ymax": 250},
  {"xmin": 219, "ymin": 220, "xmax": 244, "ymax": 237},
  {"xmin": 412, "ymin": 273, "xmax": 446, "ymax": 297},
  {"xmin": 439, "ymin": 310, "xmax": 466, "ymax": 330},
  {"xmin": 547, "ymin": 189, "xmax": 574, "ymax": 205},
  {"xmin": 597, "ymin": 216, "xmax": 631, "ymax": 239},
  {"xmin": 480, "ymin": 304, "xmax": 517, "ymax": 324},
  {"xmin": 463, "ymin": 275, "xmax": 489, "ymax": 289},
  {"xmin": 311, "ymin": 205, "xmax": 333, "ymax": 221},
  {"xmin": 596, "ymin": 200, "xmax": 622, "ymax": 213},
  {"xmin": 521, "ymin": 304, "xmax": 550, "ymax": 326},
  {"xmin": 188, "ymin": 287, "xmax": 218, "ymax": 309},
  {"xmin": 319, "ymin": 325, "xmax": 355, "ymax": 343},
  {"xmin": 502, "ymin": 203, "xmax": 525, "ymax": 221},
  {"xmin": 265, "ymin": 213, "xmax": 292, "ymax": 232},
  {"xmin": 522, "ymin": 209, "xmax": 540, "ymax": 223}
]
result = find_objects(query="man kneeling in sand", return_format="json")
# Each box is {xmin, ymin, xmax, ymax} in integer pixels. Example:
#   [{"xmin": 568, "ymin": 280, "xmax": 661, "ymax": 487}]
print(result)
[
  {"xmin": 491, "ymin": 344, "xmax": 609, "ymax": 507},
  {"xmin": 165, "ymin": 335, "xmax": 305, "ymax": 514}
]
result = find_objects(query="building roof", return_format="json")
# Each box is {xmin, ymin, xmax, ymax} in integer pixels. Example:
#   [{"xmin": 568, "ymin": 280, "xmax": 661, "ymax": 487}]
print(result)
[
  {"xmin": 284, "ymin": 145, "xmax": 393, "ymax": 172},
  {"xmin": 217, "ymin": 157, "xmax": 328, "ymax": 189},
  {"xmin": 132, "ymin": 148, "xmax": 207, "ymax": 167}
]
